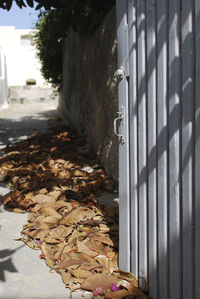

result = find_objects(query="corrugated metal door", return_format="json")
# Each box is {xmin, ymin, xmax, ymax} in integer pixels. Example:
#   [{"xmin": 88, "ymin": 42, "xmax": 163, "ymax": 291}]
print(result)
[{"xmin": 116, "ymin": 0, "xmax": 200, "ymax": 298}]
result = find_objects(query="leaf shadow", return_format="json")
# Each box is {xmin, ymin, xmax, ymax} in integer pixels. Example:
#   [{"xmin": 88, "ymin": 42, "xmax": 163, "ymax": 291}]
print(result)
[{"xmin": 0, "ymin": 245, "xmax": 24, "ymax": 282}]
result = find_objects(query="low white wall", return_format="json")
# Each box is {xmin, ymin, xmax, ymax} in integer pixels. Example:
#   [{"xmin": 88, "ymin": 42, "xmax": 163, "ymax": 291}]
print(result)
[{"xmin": 9, "ymin": 86, "xmax": 57, "ymax": 103}]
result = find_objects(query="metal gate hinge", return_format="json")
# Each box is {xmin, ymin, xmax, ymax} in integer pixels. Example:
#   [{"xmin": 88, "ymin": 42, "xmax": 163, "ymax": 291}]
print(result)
[{"xmin": 114, "ymin": 66, "xmax": 126, "ymax": 80}]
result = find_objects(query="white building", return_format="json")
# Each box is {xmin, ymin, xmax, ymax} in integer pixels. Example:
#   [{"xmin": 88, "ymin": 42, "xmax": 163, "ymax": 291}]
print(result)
[
  {"xmin": 0, "ymin": 26, "xmax": 46, "ymax": 86},
  {"xmin": 0, "ymin": 49, "xmax": 8, "ymax": 109}
]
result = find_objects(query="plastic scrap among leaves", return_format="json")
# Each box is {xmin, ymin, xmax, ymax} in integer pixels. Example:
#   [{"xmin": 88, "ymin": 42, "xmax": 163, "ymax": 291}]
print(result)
[{"xmin": 0, "ymin": 126, "xmax": 150, "ymax": 298}]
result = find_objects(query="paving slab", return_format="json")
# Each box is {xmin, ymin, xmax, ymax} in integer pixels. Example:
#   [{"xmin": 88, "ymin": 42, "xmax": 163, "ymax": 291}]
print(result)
[{"xmin": 0, "ymin": 102, "xmax": 92, "ymax": 299}]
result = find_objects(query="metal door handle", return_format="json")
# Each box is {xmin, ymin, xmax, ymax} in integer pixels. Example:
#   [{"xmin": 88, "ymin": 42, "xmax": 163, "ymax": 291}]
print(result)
[{"xmin": 114, "ymin": 112, "xmax": 123, "ymax": 137}]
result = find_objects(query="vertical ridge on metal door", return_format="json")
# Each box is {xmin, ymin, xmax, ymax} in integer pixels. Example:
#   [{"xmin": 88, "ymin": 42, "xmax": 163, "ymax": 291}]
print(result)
[
  {"xmin": 146, "ymin": 0, "xmax": 158, "ymax": 297},
  {"xmin": 195, "ymin": 1, "xmax": 200, "ymax": 298},
  {"xmin": 137, "ymin": 0, "xmax": 148, "ymax": 289},
  {"xmin": 156, "ymin": 1, "xmax": 169, "ymax": 298},
  {"xmin": 168, "ymin": 1, "xmax": 182, "ymax": 298},
  {"xmin": 181, "ymin": 0, "xmax": 195, "ymax": 298},
  {"xmin": 116, "ymin": 0, "xmax": 131, "ymax": 271},
  {"xmin": 128, "ymin": 0, "xmax": 139, "ymax": 280}
]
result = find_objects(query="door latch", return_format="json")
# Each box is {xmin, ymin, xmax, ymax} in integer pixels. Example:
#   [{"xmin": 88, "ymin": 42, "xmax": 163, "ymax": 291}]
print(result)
[{"xmin": 113, "ymin": 106, "xmax": 125, "ymax": 144}]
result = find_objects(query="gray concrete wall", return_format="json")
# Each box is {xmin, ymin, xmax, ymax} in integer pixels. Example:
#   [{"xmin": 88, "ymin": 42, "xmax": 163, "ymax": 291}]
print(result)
[{"xmin": 59, "ymin": 6, "xmax": 118, "ymax": 182}]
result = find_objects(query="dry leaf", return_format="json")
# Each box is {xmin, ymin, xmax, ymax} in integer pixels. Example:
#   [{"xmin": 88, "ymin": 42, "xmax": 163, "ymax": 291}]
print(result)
[
  {"xmin": 57, "ymin": 269, "xmax": 71, "ymax": 285},
  {"xmin": 19, "ymin": 237, "xmax": 38, "ymax": 250},
  {"xmin": 70, "ymin": 269, "xmax": 92, "ymax": 279},
  {"xmin": 114, "ymin": 270, "xmax": 138, "ymax": 286},
  {"xmin": 91, "ymin": 234, "xmax": 114, "ymax": 247},
  {"xmin": 59, "ymin": 207, "xmax": 94, "ymax": 226},
  {"xmin": 77, "ymin": 240, "xmax": 98, "ymax": 257},
  {"xmin": 79, "ymin": 261, "xmax": 102, "ymax": 271},
  {"xmin": 33, "ymin": 194, "xmax": 52, "ymax": 204},
  {"xmin": 38, "ymin": 207, "xmax": 61, "ymax": 218},
  {"xmin": 104, "ymin": 289, "xmax": 130, "ymax": 298},
  {"xmin": 81, "ymin": 274, "xmax": 121, "ymax": 291}
]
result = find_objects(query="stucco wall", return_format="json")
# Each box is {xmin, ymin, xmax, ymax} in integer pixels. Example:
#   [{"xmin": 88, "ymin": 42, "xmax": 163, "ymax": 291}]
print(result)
[{"xmin": 59, "ymin": 7, "xmax": 118, "ymax": 182}]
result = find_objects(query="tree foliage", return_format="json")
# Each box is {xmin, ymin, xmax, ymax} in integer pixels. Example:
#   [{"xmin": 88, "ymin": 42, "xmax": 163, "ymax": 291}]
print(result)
[
  {"xmin": 0, "ymin": 0, "xmax": 57, "ymax": 10},
  {"xmin": 33, "ymin": 9, "xmax": 69, "ymax": 89},
  {"xmin": 33, "ymin": 1, "xmax": 115, "ymax": 89},
  {"xmin": 0, "ymin": 0, "xmax": 115, "ymax": 13}
]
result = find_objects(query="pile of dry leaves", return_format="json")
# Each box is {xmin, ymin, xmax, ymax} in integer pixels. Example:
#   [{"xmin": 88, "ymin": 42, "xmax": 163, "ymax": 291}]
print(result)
[{"xmin": 0, "ymin": 126, "xmax": 149, "ymax": 298}]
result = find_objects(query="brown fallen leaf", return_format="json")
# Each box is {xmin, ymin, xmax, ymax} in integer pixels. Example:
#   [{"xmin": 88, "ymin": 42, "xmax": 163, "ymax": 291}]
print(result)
[
  {"xmin": 18, "ymin": 237, "xmax": 38, "ymax": 250},
  {"xmin": 104, "ymin": 289, "xmax": 130, "ymax": 298},
  {"xmin": 28, "ymin": 228, "xmax": 49, "ymax": 242},
  {"xmin": 57, "ymin": 269, "xmax": 71, "ymax": 285},
  {"xmin": 33, "ymin": 194, "xmax": 52, "ymax": 204},
  {"xmin": 96, "ymin": 256, "xmax": 115, "ymax": 274},
  {"xmin": 81, "ymin": 274, "xmax": 121, "ymax": 291},
  {"xmin": 72, "ymin": 169, "xmax": 84, "ymax": 177},
  {"xmin": 84, "ymin": 239, "xmax": 105, "ymax": 254},
  {"xmin": 59, "ymin": 207, "xmax": 95, "ymax": 226},
  {"xmin": 114, "ymin": 270, "xmax": 138, "ymax": 286},
  {"xmin": 67, "ymin": 230, "xmax": 86, "ymax": 245},
  {"xmin": 38, "ymin": 207, "xmax": 61, "ymax": 218},
  {"xmin": 70, "ymin": 269, "xmax": 92, "ymax": 279},
  {"xmin": 33, "ymin": 216, "xmax": 59, "ymax": 229},
  {"xmin": 56, "ymin": 258, "xmax": 83, "ymax": 269},
  {"xmin": 78, "ymin": 261, "xmax": 102, "ymax": 271},
  {"xmin": 77, "ymin": 240, "xmax": 99, "ymax": 257},
  {"xmin": 48, "ymin": 190, "xmax": 61, "ymax": 200},
  {"xmin": 90, "ymin": 234, "xmax": 114, "ymax": 247},
  {"xmin": 49, "ymin": 225, "xmax": 73, "ymax": 239}
]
